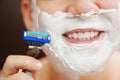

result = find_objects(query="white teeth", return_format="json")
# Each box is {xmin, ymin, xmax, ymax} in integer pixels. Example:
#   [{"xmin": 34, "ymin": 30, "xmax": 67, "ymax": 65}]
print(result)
[
  {"xmin": 73, "ymin": 33, "xmax": 78, "ymax": 39},
  {"xmin": 78, "ymin": 33, "xmax": 84, "ymax": 39},
  {"xmin": 66, "ymin": 31, "xmax": 99, "ymax": 40},
  {"xmin": 78, "ymin": 33, "xmax": 83, "ymax": 40},
  {"xmin": 94, "ymin": 32, "xmax": 99, "ymax": 36},
  {"xmin": 90, "ymin": 32, "xmax": 95, "ymax": 38},
  {"xmin": 68, "ymin": 34, "xmax": 72, "ymax": 38},
  {"xmin": 84, "ymin": 32, "xmax": 90, "ymax": 39}
]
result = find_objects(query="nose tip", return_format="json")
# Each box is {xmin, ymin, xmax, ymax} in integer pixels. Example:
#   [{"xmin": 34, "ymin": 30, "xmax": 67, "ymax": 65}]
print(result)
[{"xmin": 67, "ymin": 1, "xmax": 99, "ymax": 15}]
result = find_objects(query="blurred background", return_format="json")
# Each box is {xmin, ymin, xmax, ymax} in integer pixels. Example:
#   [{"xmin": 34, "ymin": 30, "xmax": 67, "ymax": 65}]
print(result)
[{"xmin": 0, "ymin": 0, "xmax": 28, "ymax": 69}]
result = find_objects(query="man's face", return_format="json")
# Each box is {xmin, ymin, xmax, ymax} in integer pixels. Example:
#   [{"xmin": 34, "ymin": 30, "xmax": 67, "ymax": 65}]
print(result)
[{"xmin": 31, "ymin": 0, "xmax": 120, "ymax": 75}]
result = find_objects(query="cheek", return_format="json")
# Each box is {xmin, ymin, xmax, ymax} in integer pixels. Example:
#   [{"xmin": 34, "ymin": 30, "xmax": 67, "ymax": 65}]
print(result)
[{"xmin": 97, "ymin": 0, "xmax": 119, "ymax": 9}]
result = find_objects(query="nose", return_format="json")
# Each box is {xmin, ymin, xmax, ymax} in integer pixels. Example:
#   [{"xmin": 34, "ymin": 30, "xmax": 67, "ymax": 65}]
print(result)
[{"xmin": 67, "ymin": 0, "xmax": 99, "ymax": 15}]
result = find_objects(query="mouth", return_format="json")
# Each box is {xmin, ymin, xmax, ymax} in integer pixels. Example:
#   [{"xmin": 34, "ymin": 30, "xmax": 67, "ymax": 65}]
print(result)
[{"xmin": 62, "ymin": 28, "xmax": 104, "ymax": 44}]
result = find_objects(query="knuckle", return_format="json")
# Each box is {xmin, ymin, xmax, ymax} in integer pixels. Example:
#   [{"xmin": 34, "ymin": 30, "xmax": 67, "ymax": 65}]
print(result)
[
  {"xmin": 5, "ymin": 55, "xmax": 15, "ymax": 65},
  {"xmin": 24, "ymin": 56, "xmax": 36, "ymax": 64}
]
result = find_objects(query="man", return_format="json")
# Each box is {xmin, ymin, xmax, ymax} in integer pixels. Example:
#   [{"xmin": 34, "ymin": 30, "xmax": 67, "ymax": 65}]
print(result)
[{"xmin": 0, "ymin": 0, "xmax": 120, "ymax": 80}]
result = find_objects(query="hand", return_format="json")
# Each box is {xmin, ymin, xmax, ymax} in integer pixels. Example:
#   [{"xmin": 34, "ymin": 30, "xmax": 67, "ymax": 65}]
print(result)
[{"xmin": 0, "ymin": 55, "xmax": 43, "ymax": 80}]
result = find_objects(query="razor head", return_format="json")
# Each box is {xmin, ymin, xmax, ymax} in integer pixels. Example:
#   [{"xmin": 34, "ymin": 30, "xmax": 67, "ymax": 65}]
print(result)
[{"xmin": 23, "ymin": 30, "xmax": 51, "ymax": 43}]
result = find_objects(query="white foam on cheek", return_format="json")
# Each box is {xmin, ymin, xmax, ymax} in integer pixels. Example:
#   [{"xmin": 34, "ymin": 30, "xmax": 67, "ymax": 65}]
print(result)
[
  {"xmin": 31, "ymin": 0, "xmax": 120, "ymax": 79},
  {"xmin": 110, "ymin": 1, "xmax": 120, "ymax": 51}
]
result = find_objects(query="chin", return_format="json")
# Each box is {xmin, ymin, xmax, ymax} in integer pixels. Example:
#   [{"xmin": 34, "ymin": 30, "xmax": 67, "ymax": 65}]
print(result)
[{"xmin": 42, "ymin": 32, "xmax": 113, "ymax": 75}]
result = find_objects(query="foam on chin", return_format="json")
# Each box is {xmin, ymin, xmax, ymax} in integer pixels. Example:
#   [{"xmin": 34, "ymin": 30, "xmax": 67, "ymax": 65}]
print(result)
[
  {"xmin": 40, "ymin": 14, "xmax": 114, "ymax": 75},
  {"xmin": 31, "ymin": 0, "xmax": 120, "ymax": 79}
]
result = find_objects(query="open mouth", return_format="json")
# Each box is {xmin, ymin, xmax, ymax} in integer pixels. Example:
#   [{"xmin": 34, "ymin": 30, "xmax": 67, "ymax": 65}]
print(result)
[{"xmin": 62, "ymin": 29, "xmax": 104, "ymax": 43}]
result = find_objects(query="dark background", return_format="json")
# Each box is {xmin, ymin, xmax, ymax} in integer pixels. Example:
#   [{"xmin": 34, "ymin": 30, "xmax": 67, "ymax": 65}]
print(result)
[{"xmin": 0, "ymin": 0, "xmax": 28, "ymax": 69}]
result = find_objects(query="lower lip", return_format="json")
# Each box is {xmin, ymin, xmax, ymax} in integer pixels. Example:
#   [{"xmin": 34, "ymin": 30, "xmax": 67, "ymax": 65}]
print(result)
[{"xmin": 62, "ymin": 32, "xmax": 104, "ymax": 44}]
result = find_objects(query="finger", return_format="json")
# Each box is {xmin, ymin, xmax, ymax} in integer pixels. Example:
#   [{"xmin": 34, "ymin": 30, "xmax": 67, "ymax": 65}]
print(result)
[
  {"xmin": 7, "ymin": 72, "xmax": 35, "ymax": 80},
  {"xmin": 2, "ymin": 55, "xmax": 43, "ymax": 77}
]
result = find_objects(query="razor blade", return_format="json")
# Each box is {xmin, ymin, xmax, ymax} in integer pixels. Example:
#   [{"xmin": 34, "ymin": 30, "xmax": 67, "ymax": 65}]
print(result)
[
  {"xmin": 23, "ymin": 30, "xmax": 50, "ymax": 58},
  {"xmin": 23, "ymin": 30, "xmax": 51, "ymax": 43}
]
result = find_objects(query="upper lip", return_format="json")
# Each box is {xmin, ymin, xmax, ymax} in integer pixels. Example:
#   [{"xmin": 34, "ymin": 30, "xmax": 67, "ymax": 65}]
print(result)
[{"xmin": 63, "ymin": 28, "xmax": 103, "ymax": 34}]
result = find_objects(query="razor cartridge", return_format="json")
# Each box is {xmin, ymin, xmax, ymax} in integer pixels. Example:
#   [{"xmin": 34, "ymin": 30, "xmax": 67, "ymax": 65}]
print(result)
[{"xmin": 23, "ymin": 30, "xmax": 51, "ymax": 43}]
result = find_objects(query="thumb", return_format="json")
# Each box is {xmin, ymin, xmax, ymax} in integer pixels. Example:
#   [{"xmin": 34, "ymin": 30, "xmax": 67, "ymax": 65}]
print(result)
[{"xmin": 1, "ymin": 55, "xmax": 42, "ymax": 77}]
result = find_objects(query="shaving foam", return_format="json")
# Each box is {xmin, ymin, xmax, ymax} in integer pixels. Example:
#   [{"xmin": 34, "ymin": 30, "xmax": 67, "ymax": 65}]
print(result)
[{"xmin": 31, "ymin": 0, "xmax": 120, "ymax": 79}]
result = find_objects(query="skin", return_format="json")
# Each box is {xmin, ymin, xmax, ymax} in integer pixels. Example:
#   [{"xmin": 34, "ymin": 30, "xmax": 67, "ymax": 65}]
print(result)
[{"xmin": 0, "ymin": 0, "xmax": 120, "ymax": 80}]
